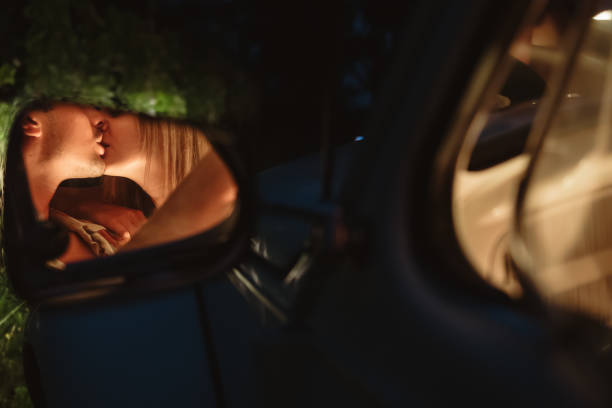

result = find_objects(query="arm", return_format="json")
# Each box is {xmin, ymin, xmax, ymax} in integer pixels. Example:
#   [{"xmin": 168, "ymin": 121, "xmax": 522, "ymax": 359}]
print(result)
[
  {"xmin": 52, "ymin": 186, "xmax": 146, "ymax": 240},
  {"xmin": 121, "ymin": 148, "xmax": 238, "ymax": 251}
]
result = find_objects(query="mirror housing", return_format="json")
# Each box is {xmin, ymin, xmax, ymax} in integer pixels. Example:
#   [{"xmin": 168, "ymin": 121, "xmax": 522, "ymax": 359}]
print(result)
[{"xmin": 2, "ymin": 111, "xmax": 255, "ymax": 305}]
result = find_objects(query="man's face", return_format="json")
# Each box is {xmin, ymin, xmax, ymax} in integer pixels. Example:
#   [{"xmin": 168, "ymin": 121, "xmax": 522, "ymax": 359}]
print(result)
[{"xmin": 26, "ymin": 104, "xmax": 106, "ymax": 178}]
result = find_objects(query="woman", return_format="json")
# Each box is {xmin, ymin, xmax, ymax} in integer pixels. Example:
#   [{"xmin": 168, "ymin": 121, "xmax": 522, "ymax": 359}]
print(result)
[{"xmin": 49, "ymin": 106, "xmax": 238, "ymax": 262}]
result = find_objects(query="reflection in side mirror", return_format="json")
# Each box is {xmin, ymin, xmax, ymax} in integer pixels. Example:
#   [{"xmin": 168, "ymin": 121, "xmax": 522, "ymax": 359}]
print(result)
[{"xmin": 6, "ymin": 100, "xmax": 239, "ymax": 271}]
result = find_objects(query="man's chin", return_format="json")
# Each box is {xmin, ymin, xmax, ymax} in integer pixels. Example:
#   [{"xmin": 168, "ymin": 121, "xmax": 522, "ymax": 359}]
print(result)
[
  {"xmin": 91, "ymin": 160, "xmax": 105, "ymax": 177},
  {"xmin": 75, "ymin": 159, "xmax": 105, "ymax": 179}
]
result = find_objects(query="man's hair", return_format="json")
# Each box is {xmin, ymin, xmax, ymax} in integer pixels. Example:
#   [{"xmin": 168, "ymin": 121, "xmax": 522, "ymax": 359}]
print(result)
[
  {"xmin": 1, "ymin": 99, "xmax": 55, "ymax": 205},
  {"xmin": 1, "ymin": 99, "xmax": 67, "ymax": 287}
]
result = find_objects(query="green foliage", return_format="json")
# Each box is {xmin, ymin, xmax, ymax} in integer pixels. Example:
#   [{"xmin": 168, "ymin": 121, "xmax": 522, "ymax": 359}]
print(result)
[
  {"xmin": 19, "ymin": 0, "xmax": 189, "ymax": 114},
  {"xmin": 0, "ymin": 64, "xmax": 17, "ymax": 88},
  {"xmin": 0, "ymin": 101, "xmax": 17, "ymax": 150},
  {"xmin": 0, "ymin": 269, "xmax": 29, "ymax": 408},
  {"xmin": 0, "ymin": 103, "xmax": 19, "ymax": 408},
  {"xmin": 0, "ymin": 0, "xmax": 256, "ymax": 127},
  {"xmin": 10, "ymin": 387, "xmax": 33, "ymax": 408}
]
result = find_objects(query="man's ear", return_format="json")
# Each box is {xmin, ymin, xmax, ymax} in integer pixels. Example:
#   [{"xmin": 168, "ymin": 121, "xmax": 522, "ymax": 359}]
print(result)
[{"xmin": 22, "ymin": 114, "xmax": 42, "ymax": 138}]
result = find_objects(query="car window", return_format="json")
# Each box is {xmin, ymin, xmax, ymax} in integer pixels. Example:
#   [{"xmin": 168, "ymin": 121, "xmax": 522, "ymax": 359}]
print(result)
[
  {"xmin": 514, "ymin": 8, "xmax": 612, "ymax": 323},
  {"xmin": 453, "ymin": 1, "xmax": 580, "ymax": 297}
]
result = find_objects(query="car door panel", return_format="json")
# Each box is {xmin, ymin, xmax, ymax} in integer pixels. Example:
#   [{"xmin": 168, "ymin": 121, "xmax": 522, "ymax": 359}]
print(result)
[{"xmin": 26, "ymin": 287, "xmax": 217, "ymax": 408}]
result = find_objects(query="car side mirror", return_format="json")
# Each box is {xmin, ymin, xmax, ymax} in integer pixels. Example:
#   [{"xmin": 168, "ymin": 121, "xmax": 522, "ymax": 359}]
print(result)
[{"xmin": 2, "ymin": 104, "xmax": 254, "ymax": 305}]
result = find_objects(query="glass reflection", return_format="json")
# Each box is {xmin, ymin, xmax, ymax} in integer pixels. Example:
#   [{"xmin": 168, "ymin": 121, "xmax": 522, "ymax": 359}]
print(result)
[
  {"xmin": 453, "ymin": 1, "xmax": 574, "ymax": 297},
  {"xmin": 516, "ymin": 14, "xmax": 612, "ymax": 323},
  {"xmin": 15, "ymin": 101, "xmax": 237, "ymax": 266}
]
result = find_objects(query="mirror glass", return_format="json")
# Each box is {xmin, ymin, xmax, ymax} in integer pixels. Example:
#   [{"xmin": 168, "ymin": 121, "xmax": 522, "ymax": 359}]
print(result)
[
  {"xmin": 516, "ymin": 11, "xmax": 612, "ymax": 324},
  {"xmin": 13, "ymin": 103, "xmax": 239, "ymax": 266}
]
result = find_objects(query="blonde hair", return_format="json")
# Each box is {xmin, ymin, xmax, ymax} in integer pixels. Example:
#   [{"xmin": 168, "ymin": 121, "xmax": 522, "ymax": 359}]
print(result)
[{"xmin": 103, "ymin": 115, "xmax": 210, "ymax": 213}]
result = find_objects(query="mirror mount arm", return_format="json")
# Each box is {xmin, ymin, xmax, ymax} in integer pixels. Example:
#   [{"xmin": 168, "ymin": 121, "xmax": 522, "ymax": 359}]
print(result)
[{"xmin": 231, "ymin": 202, "xmax": 362, "ymax": 326}]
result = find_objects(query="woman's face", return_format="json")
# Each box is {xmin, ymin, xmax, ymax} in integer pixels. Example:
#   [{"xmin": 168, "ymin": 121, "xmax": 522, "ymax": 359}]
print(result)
[{"xmin": 97, "ymin": 111, "xmax": 146, "ymax": 177}]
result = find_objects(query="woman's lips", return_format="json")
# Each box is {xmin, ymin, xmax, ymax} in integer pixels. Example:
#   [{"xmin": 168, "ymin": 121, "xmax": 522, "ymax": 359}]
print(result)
[{"xmin": 96, "ymin": 142, "xmax": 106, "ymax": 156}]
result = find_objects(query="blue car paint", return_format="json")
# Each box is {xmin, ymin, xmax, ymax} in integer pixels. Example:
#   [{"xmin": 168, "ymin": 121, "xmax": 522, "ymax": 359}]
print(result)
[{"xmin": 28, "ymin": 288, "xmax": 218, "ymax": 407}]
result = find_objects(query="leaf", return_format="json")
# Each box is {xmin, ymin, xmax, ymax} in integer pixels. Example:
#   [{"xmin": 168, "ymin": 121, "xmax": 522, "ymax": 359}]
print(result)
[
  {"xmin": 0, "ymin": 64, "xmax": 17, "ymax": 87},
  {"xmin": 0, "ymin": 302, "xmax": 24, "ymax": 329}
]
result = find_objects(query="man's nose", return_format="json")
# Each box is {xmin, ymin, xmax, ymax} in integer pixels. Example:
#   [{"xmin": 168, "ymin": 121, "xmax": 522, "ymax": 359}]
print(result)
[
  {"xmin": 83, "ymin": 108, "xmax": 108, "ymax": 139},
  {"xmin": 94, "ymin": 119, "xmax": 108, "ymax": 133}
]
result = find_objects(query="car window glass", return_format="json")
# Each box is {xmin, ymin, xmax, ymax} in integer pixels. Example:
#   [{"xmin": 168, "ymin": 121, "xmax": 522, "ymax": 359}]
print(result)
[
  {"xmin": 453, "ymin": 1, "xmax": 576, "ymax": 297},
  {"xmin": 515, "ymin": 9, "xmax": 612, "ymax": 323}
]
